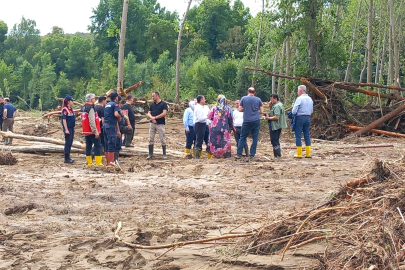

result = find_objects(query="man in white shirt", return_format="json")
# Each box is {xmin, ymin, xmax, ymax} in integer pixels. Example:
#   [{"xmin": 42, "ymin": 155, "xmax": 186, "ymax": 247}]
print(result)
[
  {"xmin": 233, "ymin": 100, "xmax": 248, "ymax": 156},
  {"xmin": 193, "ymin": 95, "xmax": 208, "ymax": 159}
]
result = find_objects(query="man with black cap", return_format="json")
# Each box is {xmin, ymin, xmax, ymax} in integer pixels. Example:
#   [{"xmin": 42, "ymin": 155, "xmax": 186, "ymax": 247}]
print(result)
[
  {"xmin": 147, "ymin": 92, "xmax": 168, "ymax": 159},
  {"xmin": 3, "ymin": 97, "xmax": 18, "ymax": 145},
  {"xmin": 103, "ymin": 92, "xmax": 122, "ymax": 166}
]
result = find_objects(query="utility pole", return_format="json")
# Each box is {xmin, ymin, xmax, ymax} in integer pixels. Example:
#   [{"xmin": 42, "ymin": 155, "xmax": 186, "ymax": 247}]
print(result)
[
  {"xmin": 175, "ymin": 0, "xmax": 193, "ymax": 103},
  {"xmin": 117, "ymin": 0, "xmax": 129, "ymax": 95}
]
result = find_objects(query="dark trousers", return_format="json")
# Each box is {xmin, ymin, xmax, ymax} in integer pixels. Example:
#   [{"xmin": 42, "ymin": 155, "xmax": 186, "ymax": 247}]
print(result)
[
  {"xmin": 194, "ymin": 122, "xmax": 207, "ymax": 150},
  {"xmin": 269, "ymin": 125, "xmax": 282, "ymax": 157},
  {"xmin": 294, "ymin": 116, "xmax": 311, "ymax": 146},
  {"xmin": 0, "ymin": 117, "xmax": 3, "ymax": 131},
  {"xmin": 64, "ymin": 128, "xmax": 74, "ymax": 158},
  {"xmin": 120, "ymin": 124, "xmax": 133, "ymax": 146},
  {"xmin": 237, "ymin": 120, "xmax": 260, "ymax": 157},
  {"xmin": 103, "ymin": 124, "xmax": 118, "ymax": 152},
  {"xmin": 124, "ymin": 121, "xmax": 135, "ymax": 146},
  {"xmin": 185, "ymin": 126, "xmax": 196, "ymax": 149},
  {"xmin": 85, "ymin": 135, "xmax": 101, "ymax": 156}
]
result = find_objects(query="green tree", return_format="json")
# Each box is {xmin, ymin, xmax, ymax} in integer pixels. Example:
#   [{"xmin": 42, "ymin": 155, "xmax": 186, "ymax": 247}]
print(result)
[
  {"xmin": 4, "ymin": 17, "xmax": 40, "ymax": 57},
  {"xmin": 65, "ymin": 36, "xmax": 93, "ymax": 79}
]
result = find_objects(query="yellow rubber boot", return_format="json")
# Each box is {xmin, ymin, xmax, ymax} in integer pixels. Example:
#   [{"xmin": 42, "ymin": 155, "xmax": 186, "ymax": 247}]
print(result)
[
  {"xmin": 185, "ymin": 148, "xmax": 191, "ymax": 154},
  {"xmin": 200, "ymin": 150, "xmax": 203, "ymax": 159},
  {"xmin": 294, "ymin": 146, "xmax": 303, "ymax": 158},
  {"xmin": 192, "ymin": 148, "xmax": 195, "ymax": 157},
  {"xmin": 86, "ymin": 156, "xmax": 95, "ymax": 166},
  {"xmin": 305, "ymin": 146, "xmax": 312, "ymax": 158},
  {"xmin": 207, "ymin": 153, "xmax": 213, "ymax": 159},
  {"xmin": 95, "ymin": 156, "xmax": 104, "ymax": 166}
]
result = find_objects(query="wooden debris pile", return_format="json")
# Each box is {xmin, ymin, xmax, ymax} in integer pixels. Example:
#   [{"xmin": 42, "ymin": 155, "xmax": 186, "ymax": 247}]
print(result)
[
  {"xmin": 0, "ymin": 150, "xmax": 17, "ymax": 165},
  {"xmin": 247, "ymin": 67, "xmax": 405, "ymax": 140},
  {"xmin": 228, "ymin": 158, "xmax": 405, "ymax": 269}
]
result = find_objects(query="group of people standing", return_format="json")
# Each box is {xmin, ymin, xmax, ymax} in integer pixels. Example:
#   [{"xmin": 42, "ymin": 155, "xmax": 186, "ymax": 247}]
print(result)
[
  {"xmin": 182, "ymin": 85, "xmax": 314, "ymax": 159},
  {"xmin": 62, "ymin": 92, "xmax": 136, "ymax": 166},
  {"xmin": 60, "ymin": 84, "xmax": 313, "ymax": 165}
]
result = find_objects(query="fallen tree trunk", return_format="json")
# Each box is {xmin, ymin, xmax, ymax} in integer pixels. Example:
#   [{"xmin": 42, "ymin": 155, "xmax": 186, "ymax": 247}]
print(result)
[
  {"xmin": 0, "ymin": 144, "xmax": 181, "ymax": 157},
  {"xmin": 0, "ymin": 145, "xmax": 85, "ymax": 154},
  {"xmin": 345, "ymin": 125, "xmax": 405, "ymax": 138},
  {"xmin": 351, "ymin": 103, "xmax": 405, "ymax": 136},
  {"xmin": 336, "ymin": 82, "xmax": 405, "ymax": 92},
  {"xmin": 0, "ymin": 131, "xmax": 184, "ymax": 157},
  {"xmin": 333, "ymin": 84, "xmax": 404, "ymax": 101},
  {"xmin": 124, "ymin": 81, "xmax": 142, "ymax": 95},
  {"xmin": 0, "ymin": 131, "xmax": 85, "ymax": 149}
]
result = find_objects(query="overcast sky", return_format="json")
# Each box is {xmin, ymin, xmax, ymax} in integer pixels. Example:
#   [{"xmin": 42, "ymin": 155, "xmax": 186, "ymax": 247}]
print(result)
[{"xmin": 0, "ymin": 0, "xmax": 261, "ymax": 35}]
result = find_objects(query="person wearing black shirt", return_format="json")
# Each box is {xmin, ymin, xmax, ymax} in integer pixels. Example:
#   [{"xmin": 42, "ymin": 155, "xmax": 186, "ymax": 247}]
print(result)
[
  {"xmin": 147, "ymin": 92, "xmax": 168, "ymax": 159},
  {"xmin": 122, "ymin": 94, "xmax": 136, "ymax": 147}
]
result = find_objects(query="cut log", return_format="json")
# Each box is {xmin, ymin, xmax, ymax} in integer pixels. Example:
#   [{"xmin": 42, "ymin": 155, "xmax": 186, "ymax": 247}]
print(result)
[
  {"xmin": 351, "ymin": 103, "xmax": 405, "ymax": 136},
  {"xmin": 0, "ymin": 131, "xmax": 184, "ymax": 157},
  {"xmin": 0, "ymin": 131, "xmax": 85, "ymax": 149},
  {"xmin": 345, "ymin": 125, "xmax": 405, "ymax": 138},
  {"xmin": 0, "ymin": 145, "xmax": 85, "ymax": 154},
  {"xmin": 124, "ymin": 81, "xmax": 142, "ymax": 95}
]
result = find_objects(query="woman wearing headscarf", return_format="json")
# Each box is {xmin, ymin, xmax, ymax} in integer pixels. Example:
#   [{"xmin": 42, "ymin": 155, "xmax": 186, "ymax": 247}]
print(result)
[
  {"xmin": 208, "ymin": 95, "xmax": 234, "ymax": 158},
  {"xmin": 183, "ymin": 100, "xmax": 196, "ymax": 155}
]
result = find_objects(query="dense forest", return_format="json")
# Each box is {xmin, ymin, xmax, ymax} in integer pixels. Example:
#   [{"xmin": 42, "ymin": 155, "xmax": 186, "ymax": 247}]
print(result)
[{"xmin": 0, "ymin": 0, "xmax": 403, "ymax": 110}]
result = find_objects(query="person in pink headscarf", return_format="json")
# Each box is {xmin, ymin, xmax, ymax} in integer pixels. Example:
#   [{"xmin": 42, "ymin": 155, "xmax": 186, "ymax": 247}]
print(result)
[{"xmin": 208, "ymin": 95, "xmax": 235, "ymax": 158}]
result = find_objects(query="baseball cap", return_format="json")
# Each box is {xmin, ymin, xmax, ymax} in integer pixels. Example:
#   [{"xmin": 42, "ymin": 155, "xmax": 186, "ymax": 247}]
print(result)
[
  {"xmin": 110, "ymin": 92, "xmax": 119, "ymax": 99},
  {"xmin": 65, "ymin": 95, "xmax": 75, "ymax": 101}
]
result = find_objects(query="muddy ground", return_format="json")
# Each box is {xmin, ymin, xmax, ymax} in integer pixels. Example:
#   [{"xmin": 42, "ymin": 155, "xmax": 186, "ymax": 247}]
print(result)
[{"xmin": 0, "ymin": 114, "xmax": 404, "ymax": 269}]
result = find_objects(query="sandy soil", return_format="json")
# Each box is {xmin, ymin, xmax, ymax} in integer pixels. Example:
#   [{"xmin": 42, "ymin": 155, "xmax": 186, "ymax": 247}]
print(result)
[{"xmin": 0, "ymin": 114, "xmax": 403, "ymax": 269}]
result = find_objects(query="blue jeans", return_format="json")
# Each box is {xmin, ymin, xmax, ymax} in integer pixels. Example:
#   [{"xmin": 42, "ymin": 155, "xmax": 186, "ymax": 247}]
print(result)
[
  {"xmin": 185, "ymin": 126, "xmax": 196, "ymax": 149},
  {"xmin": 294, "ymin": 116, "xmax": 311, "ymax": 146},
  {"xmin": 237, "ymin": 120, "xmax": 260, "ymax": 157}
]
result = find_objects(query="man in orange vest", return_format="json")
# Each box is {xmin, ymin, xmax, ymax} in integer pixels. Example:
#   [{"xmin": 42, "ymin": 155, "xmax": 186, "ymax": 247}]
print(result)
[{"xmin": 81, "ymin": 93, "xmax": 103, "ymax": 166}]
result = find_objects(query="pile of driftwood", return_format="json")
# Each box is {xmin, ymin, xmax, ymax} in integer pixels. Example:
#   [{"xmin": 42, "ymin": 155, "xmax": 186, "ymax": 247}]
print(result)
[
  {"xmin": 0, "ymin": 150, "xmax": 17, "ymax": 165},
  {"xmin": 247, "ymin": 67, "xmax": 405, "ymax": 140}
]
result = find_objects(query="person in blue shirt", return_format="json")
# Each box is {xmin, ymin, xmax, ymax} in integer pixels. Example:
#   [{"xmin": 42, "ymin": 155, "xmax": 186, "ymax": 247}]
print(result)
[
  {"xmin": 292, "ymin": 85, "xmax": 314, "ymax": 158},
  {"xmin": 235, "ymin": 87, "xmax": 264, "ymax": 159},
  {"xmin": 103, "ymin": 92, "xmax": 122, "ymax": 166},
  {"xmin": 183, "ymin": 100, "xmax": 196, "ymax": 156},
  {"xmin": 61, "ymin": 95, "xmax": 76, "ymax": 163},
  {"xmin": 2, "ymin": 97, "xmax": 19, "ymax": 145}
]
